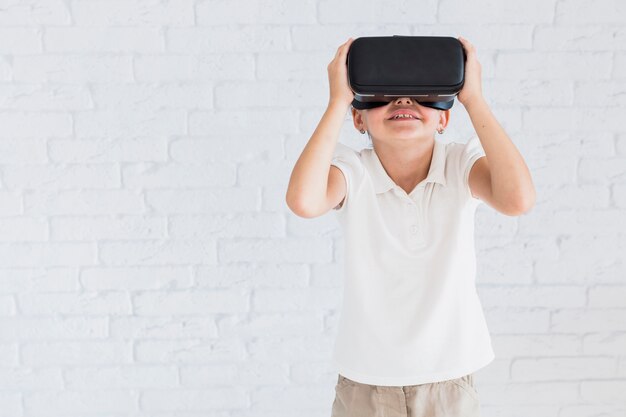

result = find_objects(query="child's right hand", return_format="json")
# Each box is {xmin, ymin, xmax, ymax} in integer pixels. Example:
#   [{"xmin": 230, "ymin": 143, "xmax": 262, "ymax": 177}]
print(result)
[{"xmin": 327, "ymin": 37, "xmax": 356, "ymax": 107}]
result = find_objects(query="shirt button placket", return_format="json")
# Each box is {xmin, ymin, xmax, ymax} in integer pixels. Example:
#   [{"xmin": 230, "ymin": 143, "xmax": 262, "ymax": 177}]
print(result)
[
  {"xmin": 407, "ymin": 197, "xmax": 424, "ymax": 249},
  {"xmin": 404, "ymin": 199, "xmax": 414, "ymax": 249}
]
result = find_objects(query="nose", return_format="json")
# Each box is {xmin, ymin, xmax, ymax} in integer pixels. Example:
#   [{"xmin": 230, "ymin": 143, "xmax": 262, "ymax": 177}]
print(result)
[{"xmin": 393, "ymin": 97, "xmax": 416, "ymax": 105}]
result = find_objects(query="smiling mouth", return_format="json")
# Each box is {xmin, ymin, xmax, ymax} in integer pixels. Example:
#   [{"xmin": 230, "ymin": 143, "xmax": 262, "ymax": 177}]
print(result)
[
  {"xmin": 388, "ymin": 117, "xmax": 420, "ymax": 122},
  {"xmin": 388, "ymin": 113, "xmax": 421, "ymax": 121}
]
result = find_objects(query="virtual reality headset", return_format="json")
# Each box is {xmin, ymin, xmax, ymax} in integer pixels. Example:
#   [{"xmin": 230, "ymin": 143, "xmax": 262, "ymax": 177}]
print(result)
[{"xmin": 347, "ymin": 35, "xmax": 466, "ymax": 111}]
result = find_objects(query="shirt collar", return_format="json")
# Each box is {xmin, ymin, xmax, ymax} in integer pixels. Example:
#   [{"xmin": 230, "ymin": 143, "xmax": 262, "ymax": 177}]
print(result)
[{"xmin": 365, "ymin": 139, "xmax": 447, "ymax": 194}]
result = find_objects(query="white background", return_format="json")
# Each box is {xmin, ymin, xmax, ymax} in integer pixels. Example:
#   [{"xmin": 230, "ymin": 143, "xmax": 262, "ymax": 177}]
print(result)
[{"xmin": 0, "ymin": 0, "xmax": 625, "ymax": 416}]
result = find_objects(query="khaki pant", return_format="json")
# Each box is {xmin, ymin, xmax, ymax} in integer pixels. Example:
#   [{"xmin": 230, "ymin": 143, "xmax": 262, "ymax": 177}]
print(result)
[{"xmin": 331, "ymin": 373, "xmax": 481, "ymax": 417}]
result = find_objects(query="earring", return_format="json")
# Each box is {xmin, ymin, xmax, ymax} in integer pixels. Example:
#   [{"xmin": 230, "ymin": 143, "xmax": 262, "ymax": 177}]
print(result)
[
  {"xmin": 360, "ymin": 129, "xmax": 365, "ymax": 134},
  {"xmin": 437, "ymin": 128, "xmax": 444, "ymax": 134}
]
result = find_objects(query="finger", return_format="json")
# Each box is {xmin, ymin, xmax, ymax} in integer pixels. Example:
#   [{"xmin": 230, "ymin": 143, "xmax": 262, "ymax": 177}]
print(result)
[
  {"xmin": 334, "ymin": 39, "xmax": 351, "ymax": 59},
  {"xmin": 461, "ymin": 44, "xmax": 475, "ymax": 58},
  {"xmin": 337, "ymin": 40, "xmax": 353, "ymax": 61},
  {"xmin": 461, "ymin": 38, "xmax": 475, "ymax": 53},
  {"xmin": 458, "ymin": 37, "xmax": 468, "ymax": 53},
  {"xmin": 335, "ymin": 39, "xmax": 349, "ymax": 56},
  {"xmin": 459, "ymin": 36, "xmax": 474, "ymax": 49}
]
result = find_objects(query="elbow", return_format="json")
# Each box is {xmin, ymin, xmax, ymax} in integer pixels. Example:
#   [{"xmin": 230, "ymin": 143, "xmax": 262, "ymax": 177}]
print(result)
[
  {"xmin": 506, "ymin": 192, "xmax": 536, "ymax": 216},
  {"xmin": 286, "ymin": 194, "xmax": 305, "ymax": 217},
  {"xmin": 494, "ymin": 181, "xmax": 536, "ymax": 216},
  {"xmin": 285, "ymin": 195, "xmax": 320, "ymax": 219},
  {"xmin": 518, "ymin": 186, "xmax": 537, "ymax": 214},
  {"xmin": 285, "ymin": 189, "xmax": 305, "ymax": 217},
  {"xmin": 505, "ymin": 204, "xmax": 531, "ymax": 217},
  {"xmin": 516, "ymin": 198, "xmax": 536, "ymax": 216}
]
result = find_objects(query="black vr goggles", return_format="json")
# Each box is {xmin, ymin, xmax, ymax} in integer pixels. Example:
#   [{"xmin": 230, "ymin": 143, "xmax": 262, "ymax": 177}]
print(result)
[{"xmin": 347, "ymin": 36, "xmax": 466, "ymax": 112}]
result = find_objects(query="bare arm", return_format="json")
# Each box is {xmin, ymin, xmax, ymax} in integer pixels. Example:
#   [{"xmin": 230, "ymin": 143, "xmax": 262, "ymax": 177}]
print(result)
[
  {"xmin": 285, "ymin": 37, "xmax": 356, "ymax": 218},
  {"xmin": 456, "ymin": 36, "xmax": 535, "ymax": 214},
  {"xmin": 285, "ymin": 101, "xmax": 350, "ymax": 217},
  {"xmin": 465, "ymin": 96, "xmax": 536, "ymax": 213}
]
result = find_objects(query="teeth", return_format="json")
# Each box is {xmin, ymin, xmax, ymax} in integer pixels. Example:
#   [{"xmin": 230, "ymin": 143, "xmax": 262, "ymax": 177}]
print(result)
[{"xmin": 392, "ymin": 114, "xmax": 415, "ymax": 119}]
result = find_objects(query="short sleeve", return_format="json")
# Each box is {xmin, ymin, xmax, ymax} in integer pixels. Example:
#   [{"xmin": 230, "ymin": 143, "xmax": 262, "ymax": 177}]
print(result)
[
  {"xmin": 460, "ymin": 135, "xmax": 486, "ymax": 204},
  {"xmin": 330, "ymin": 142, "xmax": 363, "ymax": 214}
]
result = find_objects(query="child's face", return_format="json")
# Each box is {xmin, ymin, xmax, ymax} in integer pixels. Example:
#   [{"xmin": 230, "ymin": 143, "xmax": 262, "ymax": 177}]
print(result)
[{"xmin": 352, "ymin": 99, "xmax": 450, "ymax": 144}]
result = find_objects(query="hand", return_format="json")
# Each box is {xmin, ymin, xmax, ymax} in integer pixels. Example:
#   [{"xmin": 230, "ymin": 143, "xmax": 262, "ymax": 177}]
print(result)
[
  {"xmin": 457, "ymin": 37, "xmax": 484, "ymax": 107},
  {"xmin": 327, "ymin": 37, "xmax": 356, "ymax": 107}
]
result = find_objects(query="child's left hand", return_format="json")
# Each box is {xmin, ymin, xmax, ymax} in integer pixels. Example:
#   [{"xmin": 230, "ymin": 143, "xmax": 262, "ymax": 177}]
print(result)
[{"xmin": 457, "ymin": 37, "xmax": 484, "ymax": 107}]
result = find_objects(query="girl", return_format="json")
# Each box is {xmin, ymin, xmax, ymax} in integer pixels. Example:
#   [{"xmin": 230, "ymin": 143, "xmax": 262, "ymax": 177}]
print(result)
[{"xmin": 286, "ymin": 36, "xmax": 535, "ymax": 417}]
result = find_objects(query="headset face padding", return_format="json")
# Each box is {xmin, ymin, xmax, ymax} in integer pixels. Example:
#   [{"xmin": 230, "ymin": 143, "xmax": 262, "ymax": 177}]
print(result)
[{"xmin": 351, "ymin": 98, "xmax": 454, "ymax": 111}]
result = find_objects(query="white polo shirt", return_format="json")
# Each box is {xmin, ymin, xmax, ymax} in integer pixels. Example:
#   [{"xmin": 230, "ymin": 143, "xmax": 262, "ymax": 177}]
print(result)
[{"xmin": 329, "ymin": 135, "xmax": 495, "ymax": 386}]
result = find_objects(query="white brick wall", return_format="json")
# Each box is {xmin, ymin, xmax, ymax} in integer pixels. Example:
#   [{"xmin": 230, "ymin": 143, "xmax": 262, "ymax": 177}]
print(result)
[{"xmin": 0, "ymin": 0, "xmax": 624, "ymax": 416}]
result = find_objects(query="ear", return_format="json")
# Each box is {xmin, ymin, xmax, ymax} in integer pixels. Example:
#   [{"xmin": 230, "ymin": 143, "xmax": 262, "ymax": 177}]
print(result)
[
  {"xmin": 439, "ymin": 109, "xmax": 451, "ymax": 129},
  {"xmin": 352, "ymin": 107, "xmax": 366, "ymax": 130}
]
